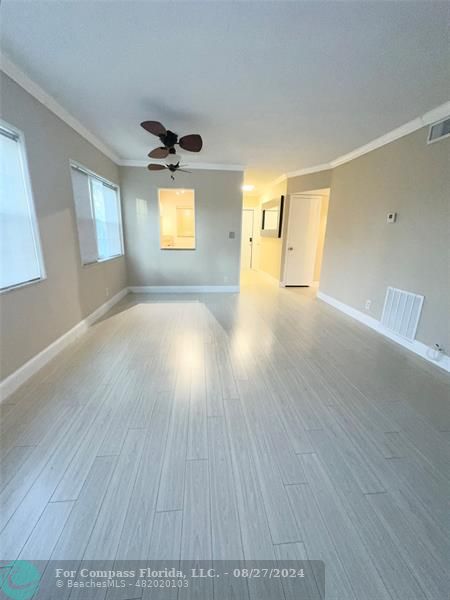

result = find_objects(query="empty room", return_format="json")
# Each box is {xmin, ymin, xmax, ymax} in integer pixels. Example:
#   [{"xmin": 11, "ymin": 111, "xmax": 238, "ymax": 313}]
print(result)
[{"xmin": 0, "ymin": 2, "xmax": 449, "ymax": 599}]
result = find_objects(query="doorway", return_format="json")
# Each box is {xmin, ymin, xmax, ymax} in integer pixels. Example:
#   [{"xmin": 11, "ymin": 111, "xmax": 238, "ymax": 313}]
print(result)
[
  {"xmin": 282, "ymin": 189, "xmax": 330, "ymax": 287},
  {"xmin": 241, "ymin": 208, "xmax": 254, "ymax": 269}
]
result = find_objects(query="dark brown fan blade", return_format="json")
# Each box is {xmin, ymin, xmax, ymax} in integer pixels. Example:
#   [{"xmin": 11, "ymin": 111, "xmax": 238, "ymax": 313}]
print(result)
[
  {"xmin": 147, "ymin": 164, "xmax": 166, "ymax": 171},
  {"xmin": 179, "ymin": 134, "xmax": 203, "ymax": 152},
  {"xmin": 141, "ymin": 121, "xmax": 167, "ymax": 136},
  {"xmin": 178, "ymin": 169, "xmax": 192, "ymax": 173},
  {"xmin": 148, "ymin": 147, "xmax": 169, "ymax": 159}
]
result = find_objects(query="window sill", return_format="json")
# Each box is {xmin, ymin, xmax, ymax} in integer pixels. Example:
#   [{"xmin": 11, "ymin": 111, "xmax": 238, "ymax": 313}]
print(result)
[
  {"xmin": 160, "ymin": 247, "xmax": 197, "ymax": 251},
  {"xmin": 0, "ymin": 276, "xmax": 47, "ymax": 295},
  {"xmin": 98, "ymin": 254, "xmax": 124, "ymax": 264},
  {"xmin": 82, "ymin": 254, "xmax": 124, "ymax": 267}
]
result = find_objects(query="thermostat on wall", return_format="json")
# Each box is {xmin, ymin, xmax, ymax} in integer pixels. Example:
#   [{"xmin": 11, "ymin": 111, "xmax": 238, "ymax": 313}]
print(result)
[{"xmin": 387, "ymin": 212, "xmax": 397, "ymax": 223}]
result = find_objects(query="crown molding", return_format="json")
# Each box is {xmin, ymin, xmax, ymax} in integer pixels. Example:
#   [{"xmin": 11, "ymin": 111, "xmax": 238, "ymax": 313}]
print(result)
[
  {"xmin": 1, "ymin": 54, "xmax": 122, "ymax": 164},
  {"xmin": 119, "ymin": 159, "xmax": 245, "ymax": 171},
  {"xmin": 2, "ymin": 54, "xmax": 448, "ymax": 178},
  {"xmin": 270, "ymin": 173, "xmax": 287, "ymax": 186},
  {"xmin": 330, "ymin": 119, "xmax": 419, "ymax": 168},
  {"xmin": 330, "ymin": 101, "xmax": 450, "ymax": 168},
  {"xmin": 286, "ymin": 162, "xmax": 333, "ymax": 179},
  {"xmin": 1, "ymin": 57, "xmax": 244, "ymax": 172},
  {"xmin": 421, "ymin": 102, "xmax": 450, "ymax": 126},
  {"xmin": 282, "ymin": 100, "xmax": 450, "ymax": 179}
]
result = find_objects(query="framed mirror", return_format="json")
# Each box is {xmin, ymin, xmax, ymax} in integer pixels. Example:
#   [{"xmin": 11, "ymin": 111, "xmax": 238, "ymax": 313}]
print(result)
[{"xmin": 261, "ymin": 195, "xmax": 284, "ymax": 238}]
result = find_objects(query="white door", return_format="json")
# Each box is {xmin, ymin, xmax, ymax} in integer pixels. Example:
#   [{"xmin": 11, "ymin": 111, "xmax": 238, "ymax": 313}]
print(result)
[
  {"xmin": 241, "ymin": 209, "xmax": 254, "ymax": 269},
  {"xmin": 283, "ymin": 194, "xmax": 322, "ymax": 286}
]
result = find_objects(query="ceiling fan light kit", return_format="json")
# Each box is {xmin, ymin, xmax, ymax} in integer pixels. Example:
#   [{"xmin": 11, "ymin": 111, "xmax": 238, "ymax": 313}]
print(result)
[{"xmin": 141, "ymin": 120, "xmax": 203, "ymax": 179}]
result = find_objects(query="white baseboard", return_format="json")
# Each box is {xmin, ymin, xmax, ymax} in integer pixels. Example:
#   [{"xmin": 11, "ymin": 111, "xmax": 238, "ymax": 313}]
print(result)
[
  {"xmin": 0, "ymin": 288, "xmax": 129, "ymax": 402},
  {"xmin": 129, "ymin": 285, "xmax": 240, "ymax": 293},
  {"xmin": 317, "ymin": 291, "xmax": 450, "ymax": 372}
]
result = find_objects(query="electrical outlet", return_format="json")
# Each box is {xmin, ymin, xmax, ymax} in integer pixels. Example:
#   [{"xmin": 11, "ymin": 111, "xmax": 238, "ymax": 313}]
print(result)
[
  {"xmin": 365, "ymin": 299, "xmax": 372, "ymax": 310},
  {"xmin": 105, "ymin": 287, "xmax": 110, "ymax": 298},
  {"xmin": 387, "ymin": 212, "xmax": 397, "ymax": 223},
  {"xmin": 223, "ymin": 275, "xmax": 229, "ymax": 283}
]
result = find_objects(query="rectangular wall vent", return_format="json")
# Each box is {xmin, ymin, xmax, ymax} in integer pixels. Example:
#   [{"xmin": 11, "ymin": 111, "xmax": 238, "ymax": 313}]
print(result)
[
  {"xmin": 427, "ymin": 117, "xmax": 450, "ymax": 144},
  {"xmin": 381, "ymin": 287, "xmax": 424, "ymax": 341}
]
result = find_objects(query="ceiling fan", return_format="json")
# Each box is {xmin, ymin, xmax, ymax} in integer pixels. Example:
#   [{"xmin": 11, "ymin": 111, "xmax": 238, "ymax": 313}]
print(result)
[
  {"xmin": 141, "ymin": 120, "xmax": 203, "ymax": 159},
  {"xmin": 148, "ymin": 161, "xmax": 192, "ymax": 181}
]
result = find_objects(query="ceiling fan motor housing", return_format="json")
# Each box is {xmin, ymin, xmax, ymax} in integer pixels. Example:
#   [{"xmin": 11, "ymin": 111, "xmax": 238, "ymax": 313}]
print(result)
[{"xmin": 160, "ymin": 130, "xmax": 178, "ymax": 149}]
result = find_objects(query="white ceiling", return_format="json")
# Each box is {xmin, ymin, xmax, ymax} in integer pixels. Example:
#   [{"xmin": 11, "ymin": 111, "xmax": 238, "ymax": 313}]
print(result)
[{"xmin": 1, "ymin": 1, "xmax": 448, "ymax": 178}]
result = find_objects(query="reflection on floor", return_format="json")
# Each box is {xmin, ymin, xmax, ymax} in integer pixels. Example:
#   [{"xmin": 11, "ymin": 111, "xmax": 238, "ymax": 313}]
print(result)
[{"xmin": 1, "ymin": 271, "xmax": 449, "ymax": 599}]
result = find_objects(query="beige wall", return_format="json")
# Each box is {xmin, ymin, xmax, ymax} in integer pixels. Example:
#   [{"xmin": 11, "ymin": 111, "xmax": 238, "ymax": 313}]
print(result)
[
  {"xmin": 120, "ymin": 167, "xmax": 243, "ymax": 286},
  {"xmin": 0, "ymin": 73, "xmax": 127, "ymax": 379},
  {"xmin": 313, "ymin": 193, "xmax": 329, "ymax": 281},
  {"xmin": 258, "ymin": 178, "xmax": 287, "ymax": 280},
  {"xmin": 242, "ymin": 194, "xmax": 260, "ymax": 209},
  {"xmin": 320, "ymin": 127, "xmax": 449, "ymax": 350},
  {"xmin": 287, "ymin": 170, "xmax": 332, "ymax": 195}
]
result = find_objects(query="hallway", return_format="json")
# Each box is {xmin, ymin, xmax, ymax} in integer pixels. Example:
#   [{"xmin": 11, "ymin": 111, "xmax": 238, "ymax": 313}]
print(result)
[{"xmin": 1, "ymin": 272, "xmax": 449, "ymax": 599}]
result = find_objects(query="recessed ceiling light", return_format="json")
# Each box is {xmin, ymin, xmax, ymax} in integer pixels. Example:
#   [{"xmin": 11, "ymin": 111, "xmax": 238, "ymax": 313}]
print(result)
[{"xmin": 241, "ymin": 184, "xmax": 255, "ymax": 192}]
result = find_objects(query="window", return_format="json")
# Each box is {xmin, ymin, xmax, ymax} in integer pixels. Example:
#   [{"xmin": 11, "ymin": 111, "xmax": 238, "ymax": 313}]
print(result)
[
  {"xmin": 0, "ymin": 122, "xmax": 45, "ymax": 292},
  {"xmin": 70, "ymin": 164, "xmax": 123, "ymax": 264},
  {"xmin": 158, "ymin": 188, "xmax": 196, "ymax": 249}
]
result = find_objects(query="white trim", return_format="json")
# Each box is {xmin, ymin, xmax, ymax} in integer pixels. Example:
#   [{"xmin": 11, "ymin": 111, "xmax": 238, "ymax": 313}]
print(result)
[
  {"xmin": 129, "ymin": 285, "xmax": 239, "ymax": 293},
  {"xmin": 240, "ymin": 208, "xmax": 255, "ymax": 270},
  {"xmin": 119, "ymin": 159, "xmax": 245, "ymax": 171},
  {"xmin": 0, "ymin": 288, "xmax": 128, "ymax": 402},
  {"xmin": 1, "ymin": 54, "xmax": 121, "ymax": 163},
  {"xmin": 330, "ymin": 121, "xmax": 419, "ymax": 168},
  {"xmin": 317, "ymin": 291, "xmax": 450, "ymax": 373},
  {"xmin": 3, "ymin": 55, "xmax": 448, "ymax": 178},
  {"xmin": 286, "ymin": 163, "xmax": 333, "ymax": 179},
  {"xmin": 328, "ymin": 102, "xmax": 450, "ymax": 168},
  {"xmin": 421, "ymin": 103, "xmax": 450, "ymax": 126},
  {"xmin": 268, "ymin": 173, "xmax": 287, "ymax": 187},
  {"xmin": 275, "ymin": 101, "xmax": 450, "ymax": 181}
]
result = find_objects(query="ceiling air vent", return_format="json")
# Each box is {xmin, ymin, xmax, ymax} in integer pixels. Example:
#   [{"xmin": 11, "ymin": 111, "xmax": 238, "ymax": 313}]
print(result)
[{"xmin": 427, "ymin": 117, "xmax": 450, "ymax": 144}]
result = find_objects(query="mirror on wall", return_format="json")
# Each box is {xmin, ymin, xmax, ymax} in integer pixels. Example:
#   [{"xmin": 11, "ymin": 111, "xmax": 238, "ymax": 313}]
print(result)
[
  {"xmin": 261, "ymin": 195, "xmax": 284, "ymax": 238},
  {"xmin": 158, "ymin": 189, "xmax": 196, "ymax": 249}
]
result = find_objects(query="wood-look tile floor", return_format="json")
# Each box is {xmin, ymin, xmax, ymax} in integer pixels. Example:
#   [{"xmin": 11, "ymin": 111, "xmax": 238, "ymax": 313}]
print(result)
[{"xmin": 1, "ymin": 271, "xmax": 449, "ymax": 599}]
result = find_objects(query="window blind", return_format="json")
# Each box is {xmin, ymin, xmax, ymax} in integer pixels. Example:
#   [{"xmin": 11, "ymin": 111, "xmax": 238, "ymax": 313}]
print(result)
[
  {"xmin": 0, "ymin": 126, "xmax": 44, "ymax": 290},
  {"xmin": 70, "ymin": 165, "xmax": 123, "ymax": 264}
]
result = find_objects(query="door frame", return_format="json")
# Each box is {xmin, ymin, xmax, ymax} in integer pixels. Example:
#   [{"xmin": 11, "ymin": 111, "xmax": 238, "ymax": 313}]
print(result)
[
  {"xmin": 241, "ymin": 208, "xmax": 255, "ymax": 269},
  {"xmin": 280, "ymin": 189, "xmax": 329, "ymax": 287}
]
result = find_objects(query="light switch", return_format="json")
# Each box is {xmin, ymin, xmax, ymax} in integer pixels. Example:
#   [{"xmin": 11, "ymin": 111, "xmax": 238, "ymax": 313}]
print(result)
[
  {"xmin": 387, "ymin": 212, "xmax": 397, "ymax": 223},
  {"xmin": 229, "ymin": 231, "xmax": 235, "ymax": 239}
]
